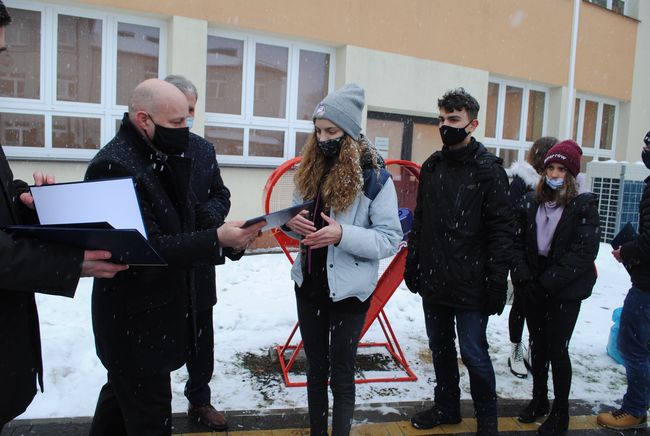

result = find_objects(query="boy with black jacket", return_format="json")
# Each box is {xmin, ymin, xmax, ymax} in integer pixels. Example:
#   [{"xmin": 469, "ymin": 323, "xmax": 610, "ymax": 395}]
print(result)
[{"xmin": 405, "ymin": 88, "xmax": 514, "ymax": 436}]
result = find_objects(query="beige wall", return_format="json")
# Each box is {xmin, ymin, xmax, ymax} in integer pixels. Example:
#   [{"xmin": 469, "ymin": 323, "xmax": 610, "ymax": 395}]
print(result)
[
  {"xmin": 624, "ymin": 1, "xmax": 650, "ymax": 162},
  {"xmin": 75, "ymin": 0, "xmax": 637, "ymax": 101}
]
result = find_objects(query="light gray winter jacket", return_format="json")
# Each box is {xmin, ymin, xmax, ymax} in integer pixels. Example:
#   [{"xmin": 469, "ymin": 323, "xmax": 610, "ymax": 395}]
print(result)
[{"xmin": 284, "ymin": 167, "xmax": 402, "ymax": 302}]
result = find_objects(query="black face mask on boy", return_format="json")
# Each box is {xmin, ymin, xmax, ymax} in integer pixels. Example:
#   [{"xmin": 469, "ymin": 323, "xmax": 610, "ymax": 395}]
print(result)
[{"xmin": 439, "ymin": 120, "xmax": 473, "ymax": 147}]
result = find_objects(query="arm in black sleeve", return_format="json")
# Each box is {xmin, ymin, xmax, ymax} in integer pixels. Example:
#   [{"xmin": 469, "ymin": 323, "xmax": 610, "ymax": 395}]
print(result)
[{"xmin": 404, "ymin": 169, "xmax": 424, "ymax": 293}]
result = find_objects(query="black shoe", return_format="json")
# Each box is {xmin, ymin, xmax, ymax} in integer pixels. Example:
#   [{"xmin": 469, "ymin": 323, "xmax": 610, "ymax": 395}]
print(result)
[
  {"xmin": 537, "ymin": 407, "xmax": 569, "ymax": 436},
  {"xmin": 411, "ymin": 405, "xmax": 462, "ymax": 429},
  {"xmin": 518, "ymin": 398, "xmax": 550, "ymax": 423},
  {"xmin": 477, "ymin": 420, "xmax": 499, "ymax": 436}
]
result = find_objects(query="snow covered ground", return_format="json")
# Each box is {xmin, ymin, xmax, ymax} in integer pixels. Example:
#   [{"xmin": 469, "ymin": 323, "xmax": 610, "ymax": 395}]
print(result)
[{"xmin": 23, "ymin": 242, "xmax": 629, "ymax": 419}]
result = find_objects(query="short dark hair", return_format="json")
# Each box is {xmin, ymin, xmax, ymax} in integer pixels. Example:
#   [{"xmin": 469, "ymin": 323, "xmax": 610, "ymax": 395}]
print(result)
[
  {"xmin": 0, "ymin": 1, "xmax": 12, "ymax": 27},
  {"xmin": 437, "ymin": 88, "xmax": 480, "ymax": 120},
  {"xmin": 527, "ymin": 136, "xmax": 558, "ymax": 173}
]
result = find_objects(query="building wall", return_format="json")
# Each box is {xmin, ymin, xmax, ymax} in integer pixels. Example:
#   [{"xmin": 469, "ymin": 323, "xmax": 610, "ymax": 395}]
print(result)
[{"xmin": 5, "ymin": 0, "xmax": 647, "ymax": 222}]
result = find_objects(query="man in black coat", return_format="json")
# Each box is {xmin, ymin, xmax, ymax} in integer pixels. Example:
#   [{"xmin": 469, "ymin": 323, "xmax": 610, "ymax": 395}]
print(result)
[
  {"xmin": 85, "ymin": 78, "xmax": 263, "ymax": 436},
  {"xmin": 597, "ymin": 130, "xmax": 650, "ymax": 430},
  {"xmin": 404, "ymin": 88, "xmax": 513, "ymax": 436},
  {"xmin": 0, "ymin": 3, "xmax": 127, "ymax": 430},
  {"xmin": 165, "ymin": 74, "xmax": 231, "ymax": 431}
]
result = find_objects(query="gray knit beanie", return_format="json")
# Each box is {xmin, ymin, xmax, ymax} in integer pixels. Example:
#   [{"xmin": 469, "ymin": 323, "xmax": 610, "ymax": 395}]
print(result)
[{"xmin": 313, "ymin": 83, "xmax": 365, "ymax": 140}]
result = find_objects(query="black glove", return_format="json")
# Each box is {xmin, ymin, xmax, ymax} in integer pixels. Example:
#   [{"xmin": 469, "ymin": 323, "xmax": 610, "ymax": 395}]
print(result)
[
  {"xmin": 403, "ymin": 265, "xmax": 419, "ymax": 294},
  {"xmin": 484, "ymin": 288, "xmax": 506, "ymax": 316},
  {"xmin": 520, "ymin": 280, "xmax": 548, "ymax": 303}
]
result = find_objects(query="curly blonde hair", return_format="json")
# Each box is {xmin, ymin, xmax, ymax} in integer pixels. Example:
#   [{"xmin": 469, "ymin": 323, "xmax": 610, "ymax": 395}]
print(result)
[{"xmin": 294, "ymin": 133, "xmax": 378, "ymax": 211}]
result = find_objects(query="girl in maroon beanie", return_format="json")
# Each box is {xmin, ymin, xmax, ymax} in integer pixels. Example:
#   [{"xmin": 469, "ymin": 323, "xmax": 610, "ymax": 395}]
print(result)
[{"xmin": 511, "ymin": 139, "xmax": 600, "ymax": 436}]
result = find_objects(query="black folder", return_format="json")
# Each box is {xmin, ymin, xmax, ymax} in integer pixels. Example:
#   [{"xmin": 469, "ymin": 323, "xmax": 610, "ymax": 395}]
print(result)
[
  {"xmin": 610, "ymin": 222, "xmax": 638, "ymax": 249},
  {"xmin": 5, "ymin": 222, "xmax": 166, "ymax": 266},
  {"xmin": 243, "ymin": 200, "xmax": 315, "ymax": 232}
]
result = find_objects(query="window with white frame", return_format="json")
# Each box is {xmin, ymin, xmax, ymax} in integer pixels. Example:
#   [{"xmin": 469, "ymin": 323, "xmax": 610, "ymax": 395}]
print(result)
[
  {"xmin": 586, "ymin": 0, "xmax": 626, "ymax": 15},
  {"xmin": 204, "ymin": 30, "xmax": 334, "ymax": 166},
  {"xmin": 572, "ymin": 94, "xmax": 618, "ymax": 170},
  {"xmin": 483, "ymin": 78, "xmax": 549, "ymax": 168},
  {"xmin": 0, "ymin": 1, "xmax": 166, "ymax": 160}
]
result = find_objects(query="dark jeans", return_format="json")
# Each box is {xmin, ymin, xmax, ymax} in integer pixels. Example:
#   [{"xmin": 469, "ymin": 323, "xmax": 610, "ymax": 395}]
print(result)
[
  {"xmin": 509, "ymin": 286, "xmax": 527, "ymax": 343},
  {"xmin": 184, "ymin": 307, "xmax": 214, "ymax": 407},
  {"xmin": 89, "ymin": 372, "xmax": 172, "ymax": 436},
  {"xmin": 618, "ymin": 287, "xmax": 650, "ymax": 417},
  {"xmin": 524, "ymin": 295, "xmax": 581, "ymax": 406},
  {"xmin": 422, "ymin": 302, "xmax": 497, "ymax": 423},
  {"xmin": 296, "ymin": 292, "xmax": 367, "ymax": 436}
]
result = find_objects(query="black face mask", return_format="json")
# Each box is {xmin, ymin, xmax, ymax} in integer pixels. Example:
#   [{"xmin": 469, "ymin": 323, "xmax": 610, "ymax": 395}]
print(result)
[
  {"xmin": 642, "ymin": 130, "xmax": 650, "ymax": 169},
  {"xmin": 439, "ymin": 120, "xmax": 473, "ymax": 147},
  {"xmin": 147, "ymin": 114, "xmax": 189, "ymax": 155},
  {"xmin": 317, "ymin": 136, "xmax": 343, "ymax": 157}
]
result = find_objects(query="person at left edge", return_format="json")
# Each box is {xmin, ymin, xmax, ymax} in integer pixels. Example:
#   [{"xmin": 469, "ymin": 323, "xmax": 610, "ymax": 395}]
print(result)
[
  {"xmin": 164, "ymin": 74, "xmax": 231, "ymax": 432},
  {"xmin": 84, "ymin": 78, "xmax": 264, "ymax": 436},
  {"xmin": 0, "ymin": 2, "xmax": 128, "ymax": 431}
]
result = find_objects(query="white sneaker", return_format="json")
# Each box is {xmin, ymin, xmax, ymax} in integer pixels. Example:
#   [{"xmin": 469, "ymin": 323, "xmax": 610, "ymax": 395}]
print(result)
[
  {"xmin": 508, "ymin": 342, "xmax": 528, "ymax": 378},
  {"xmin": 523, "ymin": 343, "xmax": 531, "ymax": 370}
]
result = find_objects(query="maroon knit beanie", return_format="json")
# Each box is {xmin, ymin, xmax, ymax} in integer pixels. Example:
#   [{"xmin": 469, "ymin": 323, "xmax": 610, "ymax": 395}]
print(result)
[{"xmin": 543, "ymin": 139, "xmax": 583, "ymax": 177}]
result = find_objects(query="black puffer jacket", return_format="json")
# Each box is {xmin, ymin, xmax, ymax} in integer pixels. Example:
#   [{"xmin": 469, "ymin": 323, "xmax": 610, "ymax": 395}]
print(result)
[
  {"xmin": 620, "ymin": 176, "xmax": 650, "ymax": 292},
  {"xmin": 404, "ymin": 139, "xmax": 514, "ymax": 310},
  {"xmin": 511, "ymin": 191, "xmax": 600, "ymax": 301}
]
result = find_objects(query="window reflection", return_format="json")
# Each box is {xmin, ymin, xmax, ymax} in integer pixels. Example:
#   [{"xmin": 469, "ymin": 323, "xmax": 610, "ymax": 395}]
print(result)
[
  {"xmin": 52, "ymin": 116, "xmax": 100, "ymax": 149},
  {"xmin": 0, "ymin": 113, "xmax": 44, "ymax": 147},
  {"xmin": 485, "ymin": 82, "xmax": 499, "ymax": 138},
  {"xmin": 205, "ymin": 126, "xmax": 244, "ymax": 156},
  {"xmin": 250, "ymin": 129, "xmax": 284, "ymax": 157},
  {"xmin": 57, "ymin": 15, "xmax": 102, "ymax": 104},
  {"xmin": 600, "ymin": 104, "xmax": 615, "ymax": 150},
  {"xmin": 206, "ymin": 36, "xmax": 244, "ymax": 114},
  {"xmin": 0, "ymin": 8, "xmax": 40, "ymax": 100},
  {"xmin": 526, "ymin": 90, "xmax": 545, "ymax": 141},
  {"xmin": 254, "ymin": 43, "xmax": 288, "ymax": 118},
  {"xmin": 295, "ymin": 131, "xmax": 311, "ymax": 157},
  {"xmin": 297, "ymin": 50, "xmax": 329, "ymax": 120},
  {"xmin": 503, "ymin": 86, "xmax": 523, "ymax": 140},
  {"xmin": 582, "ymin": 100, "xmax": 598, "ymax": 148},
  {"xmin": 116, "ymin": 23, "xmax": 160, "ymax": 106}
]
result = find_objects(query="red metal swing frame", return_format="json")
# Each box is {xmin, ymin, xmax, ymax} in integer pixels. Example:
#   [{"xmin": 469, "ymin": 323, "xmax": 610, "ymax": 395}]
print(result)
[{"xmin": 262, "ymin": 157, "xmax": 421, "ymax": 387}]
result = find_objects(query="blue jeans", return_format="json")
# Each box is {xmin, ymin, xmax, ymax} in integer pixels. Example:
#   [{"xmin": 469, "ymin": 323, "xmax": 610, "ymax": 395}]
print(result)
[
  {"xmin": 618, "ymin": 287, "xmax": 650, "ymax": 417},
  {"xmin": 422, "ymin": 302, "xmax": 497, "ymax": 423}
]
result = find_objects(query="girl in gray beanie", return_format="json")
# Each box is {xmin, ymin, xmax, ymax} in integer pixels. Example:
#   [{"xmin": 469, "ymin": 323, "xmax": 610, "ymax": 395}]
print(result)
[{"xmin": 282, "ymin": 84, "xmax": 402, "ymax": 435}]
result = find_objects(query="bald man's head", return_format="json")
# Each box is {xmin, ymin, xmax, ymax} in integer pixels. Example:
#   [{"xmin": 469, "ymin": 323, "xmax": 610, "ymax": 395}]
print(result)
[{"xmin": 128, "ymin": 78, "xmax": 188, "ymax": 143}]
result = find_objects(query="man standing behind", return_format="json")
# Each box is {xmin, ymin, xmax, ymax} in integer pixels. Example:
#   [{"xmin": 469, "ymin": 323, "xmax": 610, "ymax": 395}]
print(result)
[
  {"xmin": 597, "ymin": 130, "xmax": 650, "ymax": 430},
  {"xmin": 0, "ymin": 2, "xmax": 127, "ymax": 430},
  {"xmin": 164, "ymin": 74, "xmax": 230, "ymax": 431},
  {"xmin": 85, "ymin": 78, "xmax": 263, "ymax": 435},
  {"xmin": 404, "ymin": 88, "xmax": 513, "ymax": 436}
]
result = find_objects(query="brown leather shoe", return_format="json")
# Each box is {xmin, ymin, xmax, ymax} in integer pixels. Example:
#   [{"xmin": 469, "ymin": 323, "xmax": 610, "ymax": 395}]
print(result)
[{"xmin": 188, "ymin": 404, "xmax": 228, "ymax": 431}]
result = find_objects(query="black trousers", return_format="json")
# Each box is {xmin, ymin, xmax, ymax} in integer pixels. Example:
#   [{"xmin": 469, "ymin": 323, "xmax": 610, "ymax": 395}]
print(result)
[
  {"xmin": 296, "ymin": 292, "xmax": 367, "ymax": 436},
  {"xmin": 509, "ymin": 287, "xmax": 527, "ymax": 343},
  {"xmin": 89, "ymin": 372, "xmax": 172, "ymax": 436},
  {"xmin": 184, "ymin": 307, "xmax": 214, "ymax": 406},
  {"xmin": 525, "ymin": 295, "xmax": 581, "ymax": 407}
]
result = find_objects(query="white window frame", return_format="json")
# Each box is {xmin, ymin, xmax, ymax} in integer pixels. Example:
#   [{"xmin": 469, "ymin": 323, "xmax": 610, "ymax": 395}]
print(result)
[
  {"xmin": 573, "ymin": 93, "xmax": 618, "ymax": 162},
  {"xmin": 2, "ymin": 0, "xmax": 167, "ymax": 161},
  {"xmin": 483, "ymin": 77, "xmax": 550, "ymax": 166},
  {"xmin": 205, "ymin": 28, "xmax": 335, "ymax": 166}
]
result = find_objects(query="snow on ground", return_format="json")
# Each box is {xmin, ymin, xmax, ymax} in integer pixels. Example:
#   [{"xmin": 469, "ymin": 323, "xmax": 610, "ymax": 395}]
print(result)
[{"xmin": 23, "ymin": 242, "xmax": 629, "ymax": 419}]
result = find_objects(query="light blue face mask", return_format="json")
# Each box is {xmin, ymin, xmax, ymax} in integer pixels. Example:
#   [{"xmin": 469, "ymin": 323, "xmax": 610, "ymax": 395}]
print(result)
[
  {"xmin": 545, "ymin": 175, "xmax": 565, "ymax": 190},
  {"xmin": 186, "ymin": 116, "xmax": 194, "ymax": 130}
]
